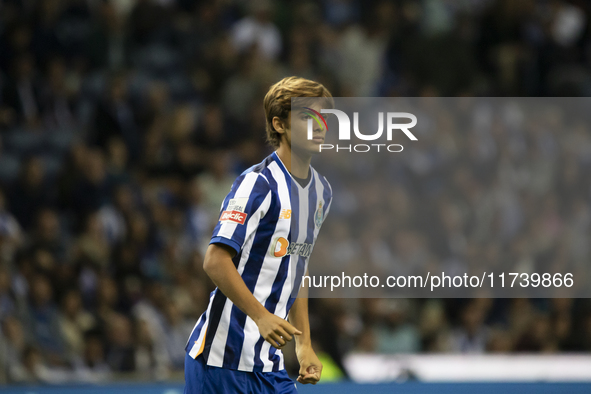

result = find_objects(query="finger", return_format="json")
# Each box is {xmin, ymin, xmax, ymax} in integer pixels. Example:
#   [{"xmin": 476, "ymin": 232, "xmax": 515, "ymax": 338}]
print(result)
[
  {"xmin": 268, "ymin": 332, "xmax": 285, "ymax": 347},
  {"xmin": 300, "ymin": 368, "xmax": 321, "ymax": 380},
  {"xmin": 274, "ymin": 326, "xmax": 292, "ymax": 342},
  {"xmin": 297, "ymin": 376, "xmax": 316, "ymax": 384},
  {"xmin": 298, "ymin": 375, "xmax": 319, "ymax": 384},
  {"xmin": 282, "ymin": 321, "xmax": 302, "ymax": 336},
  {"xmin": 273, "ymin": 332, "xmax": 286, "ymax": 346},
  {"xmin": 303, "ymin": 373, "xmax": 320, "ymax": 382}
]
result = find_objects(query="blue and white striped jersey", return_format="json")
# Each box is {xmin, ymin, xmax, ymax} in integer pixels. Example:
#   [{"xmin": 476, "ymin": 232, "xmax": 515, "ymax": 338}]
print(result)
[{"xmin": 185, "ymin": 151, "xmax": 332, "ymax": 372}]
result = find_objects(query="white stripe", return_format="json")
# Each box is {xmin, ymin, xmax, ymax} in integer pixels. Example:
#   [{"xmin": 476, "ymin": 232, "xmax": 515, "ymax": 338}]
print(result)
[
  {"xmin": 207, "ymin": 297, "xmax": 232, "ymax": 367},
  {"xmin": 235, "ymin": 192, "xmax": 272, "ymax": 276},
  {"xmin": 215, "ymin": 172, "xmax": 259, "ymax": 241},
  {"xmin": 207, "ymin": 172, "xmax": 269, "ymax": 368},
  {"xmin": 240, "ymin": 161, "xmax": 291, "ymax": 371},
  {"xmin": 188, "ymin": 291, "xmax": 215, "ymax": 358},
  {"xmin": 260, "ymin": 170, "xmax": 310, "ymax": 372},
  {"xmin": 308, "ymin": 170, "xmax": 326, "ymax": 275},
  {"xmin": 323, "ymin": 175, "xmax": 333, "ymax": 217},
  {"xmin": 260, "ymin": 340, "xmax": 274, "ymax": 372},
  {"xmin": 233, "ymin": 189, "xmax": 274, "ymax": 371}
]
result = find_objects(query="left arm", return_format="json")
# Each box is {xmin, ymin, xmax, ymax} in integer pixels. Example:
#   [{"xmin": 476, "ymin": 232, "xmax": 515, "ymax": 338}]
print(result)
[{"xmin": 288, "ymin": 271, "xmax": 322, "ymax": 384}]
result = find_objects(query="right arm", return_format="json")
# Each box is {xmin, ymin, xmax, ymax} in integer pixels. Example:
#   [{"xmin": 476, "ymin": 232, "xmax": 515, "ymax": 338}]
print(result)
[{"xmin": 203, "ymin": 242, "xmax": 301, "ymax": 348}]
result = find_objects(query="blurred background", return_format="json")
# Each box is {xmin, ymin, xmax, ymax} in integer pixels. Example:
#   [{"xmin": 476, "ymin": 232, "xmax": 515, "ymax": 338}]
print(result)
[{"xmin": 1, "ymin": 0, "xmax": 591, "ymax": 390}]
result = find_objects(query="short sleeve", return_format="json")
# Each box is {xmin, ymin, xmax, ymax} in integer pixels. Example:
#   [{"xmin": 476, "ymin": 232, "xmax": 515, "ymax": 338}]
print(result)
[{"xmin": 210, "ymin": 172, "xmax": 272, "ymax": 255}]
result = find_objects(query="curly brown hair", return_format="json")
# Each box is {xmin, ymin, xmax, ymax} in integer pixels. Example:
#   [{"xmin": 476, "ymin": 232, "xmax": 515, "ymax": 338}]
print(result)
[{"xmin": 263, "ymin": 76, "xmax": 334, "ymax": 148}]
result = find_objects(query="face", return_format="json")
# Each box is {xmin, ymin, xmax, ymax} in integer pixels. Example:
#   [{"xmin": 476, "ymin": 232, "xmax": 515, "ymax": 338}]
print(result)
[{"xmin": 275, "ymin": 103, "xmax": 328, "ymax": 155}]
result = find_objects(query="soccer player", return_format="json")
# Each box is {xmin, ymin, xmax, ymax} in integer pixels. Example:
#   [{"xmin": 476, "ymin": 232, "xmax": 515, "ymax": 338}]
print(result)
[{"xmin": 184, "ymin": 76, "xmax": 334, "ymax": 394}]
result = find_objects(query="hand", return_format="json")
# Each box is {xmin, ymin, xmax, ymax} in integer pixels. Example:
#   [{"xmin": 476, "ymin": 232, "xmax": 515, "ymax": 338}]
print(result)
[
  {"xmin": 296, "ymin": 347, "xmax": 322, "ymax": 384},
  {"xmin": 255, "ymin": 312, "xmax": 302, "ymax": 349}
]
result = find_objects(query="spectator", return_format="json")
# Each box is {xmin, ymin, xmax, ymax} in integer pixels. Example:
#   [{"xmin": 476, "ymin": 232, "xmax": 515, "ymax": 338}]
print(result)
[
  {"xmin": 0, "ymin": 269, "xmax": 16, "ymax": 321},
  {"xmin": 70, "ymin": 149, "xmax": 112, "ymax": 219},
  {"xmin": 29, "ymin": 208, "xmax": 68, "ymax": 265},
  {"xmin": 0, "ymin": 188, "xmax": 22, "ymax": 263},
  {"xmin": 92, "ymin": 74, "xmax": 140, "ymax": 163},
  {"xmin": 231, "ymin": 0, "xmax": 282, "ymax": 61},
  {"xmin": 23, "ymin": 275, "xmax": 64, "ymax": 364},
  {"xmin": 1, "ymin": 316, "xmax": 29, "ymax": 376},
  {"xmin": 1, "ymin": 53, "xmax": 42, "ymax": 127},
  {"xmin": 58, "ymin": 288, "xmax": 96, "ymax": 361},
  {"xmin": 74, "ymin": 212, "xmax": 111, "ymax": 270},
  {"xmin": 134, "ymin": 317, "xmax": 169, "ymax": 380},
  {"xmin": 72, "ymin": 329, "xmax": 111, "ymax": 383},
  {"xmin": 450, "ymin": 300, "xmax": 491, "ymax": 354},
  {"xmin": 8, "ymin": 157, "xmax": 55, "ymax": 231},
  {"xmin": 162, "ymin": 302, "xmax": 193, "ymax": 371},
  {"xmin": 371, "ymin": 299, "xmax": 421, "ymax": 354},
  {"xmin": 105, "ymin": 313, "xmax": 135, "ymax": 372}
]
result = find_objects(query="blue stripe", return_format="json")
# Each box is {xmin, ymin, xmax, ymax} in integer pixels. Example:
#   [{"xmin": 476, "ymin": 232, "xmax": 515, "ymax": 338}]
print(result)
[
  {"xmin": 271, "ymin": 173, "xmax": 318, "ymax": 372},
  {"xmin": 210, "ymin": 173, "xmax": 246, "ymax": 239},
  {"xmin": 184, "ymin": 310, "xmax": 207, "ymax": 353},
  {"xmin": 293, "ymin": 172, "xmax": 316, "ymax": 298},
  {"xmin": 222, "ymin": 171, "xmax": 280, "ymax": 369},
  {"xmin": 221, "ymin": 305, "xmax": 246, "ymax": 368},
  {"xmin": 288, "ymin": 181, "xmax": 300, "ymax": 296},
  {"xmin": 263, "ymin": 243, "xmax": 292, "ymax": 372},
  {"xmin": 226, "ymin": 175, "xmax": 271, "ymax": 253},
  {"xmin": 252, "ymin": 336, "xmax": 266, "ymax": 371},
  {"xmin": 282, "ymin": 167, "xmax": 301, "ymax": 329},
  {"xmin": 252, "ymin": 166, "xmax": 291, "ymax": 372},
  {"xmin": 201, "ymin": 289, "xmax": 227, "ymax": 361}
]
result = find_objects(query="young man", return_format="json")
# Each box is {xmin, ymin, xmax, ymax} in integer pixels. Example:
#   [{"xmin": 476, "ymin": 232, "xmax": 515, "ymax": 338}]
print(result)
[{"xmin": 184, "ymin": 76, "xmax": 334, "ymax": 393}]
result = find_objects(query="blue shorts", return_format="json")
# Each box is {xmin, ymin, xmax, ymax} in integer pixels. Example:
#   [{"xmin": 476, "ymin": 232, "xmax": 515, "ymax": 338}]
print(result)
[{"xmin": 184, "ymin": 353, "xmax": 298, "ymax": 394}]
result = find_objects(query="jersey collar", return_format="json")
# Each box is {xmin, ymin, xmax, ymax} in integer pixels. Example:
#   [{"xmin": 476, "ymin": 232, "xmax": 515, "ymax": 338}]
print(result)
[{"xmin": 272, "ymin": 151, "xmax": 314, "ymax": 190}]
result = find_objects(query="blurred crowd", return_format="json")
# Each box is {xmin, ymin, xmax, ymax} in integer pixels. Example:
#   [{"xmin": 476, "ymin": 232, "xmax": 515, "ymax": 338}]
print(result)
[
  {"xmin": 307, "ymin": 97, "xmax": 591, "ymax": 377},
  {"xmin": 1, "ymin": 0, "xmax": 591, "ymax": 385}
]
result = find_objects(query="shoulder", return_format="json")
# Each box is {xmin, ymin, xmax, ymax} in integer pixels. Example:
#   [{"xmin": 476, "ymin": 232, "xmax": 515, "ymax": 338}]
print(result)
[
  {"xmin": 240, "ymin": 154, "xmax": 275, "ymax": 178},
  {"xmin": 230, "ymin": 157, "xmax": 275, "ymax": 198}
]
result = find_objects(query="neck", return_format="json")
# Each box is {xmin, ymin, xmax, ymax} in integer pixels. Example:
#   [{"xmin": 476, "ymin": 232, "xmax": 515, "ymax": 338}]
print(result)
[{"xmin": 276, "ymin": 144, "xmax": 311, "ymax": 178}]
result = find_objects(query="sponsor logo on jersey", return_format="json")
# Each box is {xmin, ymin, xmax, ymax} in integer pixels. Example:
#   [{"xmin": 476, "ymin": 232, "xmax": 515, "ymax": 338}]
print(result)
[
  {"xmin": 220, "ymin": 210, "xmax": 247, "ymax": 224},
  {"xmin": 220, "ymin": 197, "xmax": 248, "ymax": 224},
  {"xmin": 287, "ymin": 241, "xmax": 313, "ymax": 257},
  {"xmin": 271, "ymin": 237, "xmax": 313, "ymax": 258},
  {"xmin": 279, "ymin": 209, "xmax": 292, "ymax": 219},
  {"xmin": 273, "ymin": 237, "xmax": 289, "ymax": 257},
  {"xmin": 227, "ymin": 198, "xmax": 248, "ymax": 212}
]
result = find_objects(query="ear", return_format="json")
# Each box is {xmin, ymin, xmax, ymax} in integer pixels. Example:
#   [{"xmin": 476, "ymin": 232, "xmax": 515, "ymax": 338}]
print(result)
[{"xmin": 272, "ymin": 116, "xmax": 286, "ymax": 134}]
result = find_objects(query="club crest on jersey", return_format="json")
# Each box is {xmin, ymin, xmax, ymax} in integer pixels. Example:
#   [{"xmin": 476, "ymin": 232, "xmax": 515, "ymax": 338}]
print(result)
[{"xmin": 314, "ymin": 202, "xmax": 324, "ymax": 228}]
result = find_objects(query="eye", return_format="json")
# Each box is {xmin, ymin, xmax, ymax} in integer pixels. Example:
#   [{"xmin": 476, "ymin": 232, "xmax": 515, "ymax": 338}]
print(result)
[{"xmin": 300, "ymin": 114, "xmax": 312, "ymax": 121}]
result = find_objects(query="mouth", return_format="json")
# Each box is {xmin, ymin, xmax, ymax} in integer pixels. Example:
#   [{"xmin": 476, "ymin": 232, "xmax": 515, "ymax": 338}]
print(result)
[{"xmin": 312, "ymin": 136, "xmax": 325, "ymax": 142}]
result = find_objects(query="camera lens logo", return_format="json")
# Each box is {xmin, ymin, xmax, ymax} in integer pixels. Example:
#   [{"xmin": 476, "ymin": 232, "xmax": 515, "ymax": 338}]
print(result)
[{"xmin": 303, "ymin": 107, "xmax": 328, "ymax": 139}]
